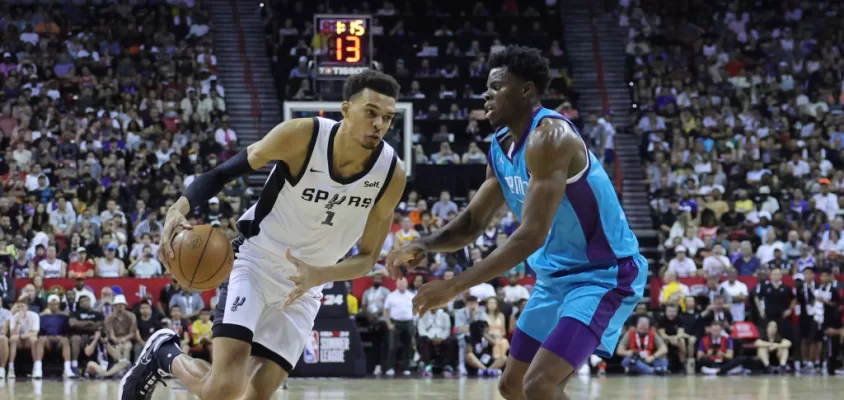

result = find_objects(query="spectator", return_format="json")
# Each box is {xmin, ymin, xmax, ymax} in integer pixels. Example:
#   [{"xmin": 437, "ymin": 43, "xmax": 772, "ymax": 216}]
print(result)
[
  {"xmin": 659, "ymin": 271, "xmax": 689, "ymax": 311},
  {"xmin": 134, "ymin": 301, "xmax": 163, "ymax": 362},
  {"xmin": 382, "ymin": 277, "xmax": 415, "ymax": 376},
  {"xmin": 700, "ymin": 294, "xmax": 734, "ymax": 334},
  {"xmin": 501, "ymin": 273, "xmax": 530, "ymax": 305},
  {"xmin": 431, "ymin": 142, "xmax": 461, "ymax": 165},
  {"xmin": 416, "ymin": 306, "xmax": 456, "ymax": 376},
  {"xmin": 465, "ymin": 320, "xmax": 505, "ymax": 376},
  {"xmin": 431, "ymin": 190, "xmax": 458, "ymax": 221},
  {"xmin": 755, "ymin": 320, "xmax": 791, "ymax": 374},
  {"xmin": 68, "ymin": 248, "xmax": 96, "ymax": 278},
  {"xmin": 163, "ymin": 305, "xmax": 191, "ymax": 351},
  {"xmin": 393, "ymin": 217, "xmax": 421, "ymax": 249},
  {"xmin": 759, "ymin": 268, "xmax": 792, "ymax": 337},
  {"xmin": 469, "ymin": 279, "xmax": 496, "ymax": 302},
  {"xmin": 36, "ymin": 295, "xmax": 75, "ymax": 378},
  {"xmin": 657, "ymin": 303, "xmax": 696, "ymax": 374},
  {"xmin": 484, "ymin": 298, "xmax": 510, "ymax": 359},
  {"xmin": 618, "ymin": 316, "xmax": 669, "ymax": 375},
  {"xmin": 104, "ymin": 295, "xmax": 136, "ymax": 364},
  {"xmin": 664, "ymin": 245, "xmax": 697, "ymax": 277},
  {"xmin": 0, "ymin": 297, "xmax": 11, "ymax": 377},
  {"xmin": 96, "ymin": 245, "xmax": 127, "ymax": 278},
  {"xmin": 80, "ymin": 329, "xmax": 130, "ymax": 379},
  {"xmin": 0, "ymin": 261, "xmax": 14, "ymax": 306},
  {"xmin": 214, "ymin": 115, "xmax": 238, "ymax": 148},
  {"xmin": 128, "ymin": 245, "xmax": 163, "ymax": 278},
  {"xmin": 18, "ymin": 283, "xmax": 45, "ymax": 313},
  {"xmin": 69, "ymin": 295, "xmax": 103, "ymax": 376},
  {"xmin": 454, "ymin": 295, "xmax": 486, "ymax": 375},
  {"xmin": 168, "ymin": 289, "xmax": 205, "ymax": 321},
  {"xmin": 734, "ymin": 241, "xmax": 761, "ymax": 276},
  {"xmin": 7, "ymin": 300, "xmax": 39, "ymax": 380},
  {"xmin": 73, "ymin": 278, "xmax": 97, "ymax": 304},
  {"xmin": 38, "ymin": 245, "xmax": 66, "ymax": 278},
  {"xmin": 818, "ymin": 268, "xmax": 842, "ymax": 373},
  {"xmin": 189, "ymin": 308, "xmax": 214, "ymax": 361},
  {"xmin": 719, "ymin": 269, "xmax": 749, "ymax": 322},
  {"xmin": 702, "ymin": 244, "xmax": 731, "ymax": 277},
  {"xmin": 698, "ymin": 320, "xmax": 745, "ymax": 376}
]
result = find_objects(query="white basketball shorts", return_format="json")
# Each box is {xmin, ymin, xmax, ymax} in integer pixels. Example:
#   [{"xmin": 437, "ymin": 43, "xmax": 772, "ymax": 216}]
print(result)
[{"xmin": 212, "ymin": 243, "xmax": 321, "ymax": 372}]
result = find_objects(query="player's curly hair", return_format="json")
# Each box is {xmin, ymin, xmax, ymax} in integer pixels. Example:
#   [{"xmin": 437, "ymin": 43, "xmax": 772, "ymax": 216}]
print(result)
[
  {"xmin": 343, "ymin": 69, "xmax": 401, "ymax": 100},
  {"xmin": 486, "ymin": 45, "xmax": 550, "ymax": 95}
]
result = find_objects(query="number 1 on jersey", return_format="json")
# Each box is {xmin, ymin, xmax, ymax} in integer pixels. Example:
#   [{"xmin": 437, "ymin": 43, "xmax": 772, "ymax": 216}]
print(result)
[{"xmin": 321, "ymin": 211, "xmax": 336, "ymax": 226}]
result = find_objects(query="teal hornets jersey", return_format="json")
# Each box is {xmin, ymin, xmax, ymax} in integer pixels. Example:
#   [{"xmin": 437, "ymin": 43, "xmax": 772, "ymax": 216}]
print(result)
[{"xmin": 488, "ymin": 107, "xmax": 640, "ymax": 279}]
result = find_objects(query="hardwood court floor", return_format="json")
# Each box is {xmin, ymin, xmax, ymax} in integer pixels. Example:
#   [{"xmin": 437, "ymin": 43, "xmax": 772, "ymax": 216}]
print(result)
[{"xmin": 1, "ymin": 375, "xmax": 843, "ymax": 399}]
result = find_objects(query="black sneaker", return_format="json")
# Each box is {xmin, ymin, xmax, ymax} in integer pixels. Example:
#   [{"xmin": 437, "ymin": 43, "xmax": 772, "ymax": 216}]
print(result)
[{"xmin": 119, "ymin": 329, "xmax": 178, "ymax": 400}]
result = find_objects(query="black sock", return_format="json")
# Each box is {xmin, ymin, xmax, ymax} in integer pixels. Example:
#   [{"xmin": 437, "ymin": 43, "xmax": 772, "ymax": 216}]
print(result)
[{"xmin": 156, "ymin": 340, "xmax": 183, "ymax": 374}]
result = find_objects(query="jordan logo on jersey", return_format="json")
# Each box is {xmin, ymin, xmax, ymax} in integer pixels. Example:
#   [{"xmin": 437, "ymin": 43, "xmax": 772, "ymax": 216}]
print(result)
[{"xmin": 301, "ymin": 188, "xmax": 374, "ymax": 209}]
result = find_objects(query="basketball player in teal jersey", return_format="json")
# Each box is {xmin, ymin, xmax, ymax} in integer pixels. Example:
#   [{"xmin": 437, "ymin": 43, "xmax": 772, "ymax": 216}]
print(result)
[{"xmin": 388, "ymin": 45, "xmax": 647, "ymax": 399}]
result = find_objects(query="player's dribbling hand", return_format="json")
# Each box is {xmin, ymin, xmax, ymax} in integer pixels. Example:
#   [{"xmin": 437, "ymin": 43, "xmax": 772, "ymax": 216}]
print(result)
[
  {"xmin": 158, "ymin": 208, "xmax": 192, "ymax": 271},
  {"xmin": 412, "ymin": 279, "xmax": 459, "ymax": 316},
  {"xmin": 385, "ymin": 242, "xmax": 427, "ymax": 279},
  {"xmin": 284, "ymin": 248, "xmax": 320, "ymax": 308}
]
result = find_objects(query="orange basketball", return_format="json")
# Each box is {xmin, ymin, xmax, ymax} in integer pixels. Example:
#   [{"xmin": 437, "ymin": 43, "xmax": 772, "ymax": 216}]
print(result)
[{"xmin": 169, "ymin": 225, "xmax": 234, "ymax": 291}]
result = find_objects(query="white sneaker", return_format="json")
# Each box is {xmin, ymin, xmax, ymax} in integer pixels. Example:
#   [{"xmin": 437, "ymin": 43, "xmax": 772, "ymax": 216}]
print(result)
[
  {"xmin": 63, "ymin": 368, "xmax": 77, "ymax": 379},
  {"xmin": 577, "ymin": 363, "xmax": 590, "ymax": 376},
  {"xmin": 402, "ymin": 370, "xmax": 411, "ymax": 376},
  {"xmin": 385, "ymin": 369, "xmax": 395, "ymax": 376},
  {"xmin": 458, "ymin": 365, "xmax": 468, "ymax": 376},
  {"xmin": 32, "ymin": 366, "xmax": 43, "ymax": 379},
  {"xmin": 701, "ymin": 366, "xmax": 719, "ymax": 375},
  {"xmin": 0, "ymin": 367, "xmax": 5, "ymax": 379},
  {"xmin": 7, "ymin": 368, "xmax": 14, "ymax": 379},
  {"xmin": 373, "ymin": 365, "xmax": 383, "ymax": 376}
]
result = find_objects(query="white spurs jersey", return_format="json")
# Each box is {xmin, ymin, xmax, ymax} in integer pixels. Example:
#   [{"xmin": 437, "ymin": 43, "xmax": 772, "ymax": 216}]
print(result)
[{"xmin": 236, "ymin": 117, "xmax": 398, "ymax": 269}]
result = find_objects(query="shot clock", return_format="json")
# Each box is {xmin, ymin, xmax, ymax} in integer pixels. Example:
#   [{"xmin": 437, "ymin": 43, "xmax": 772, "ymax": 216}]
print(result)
[{"xmin": 314, "ymin": 15, "xmax": 373, "ymax": 80}]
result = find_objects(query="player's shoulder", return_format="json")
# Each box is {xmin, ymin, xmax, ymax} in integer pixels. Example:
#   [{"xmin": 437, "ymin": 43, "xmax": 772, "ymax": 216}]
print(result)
[{"xmin": 526, "ymin": 118, "xmax": 580, "ymax": 155}]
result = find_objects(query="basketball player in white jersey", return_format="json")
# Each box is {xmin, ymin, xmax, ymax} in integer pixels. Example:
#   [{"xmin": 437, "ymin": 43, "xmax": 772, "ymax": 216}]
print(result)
[{"xmin": 120, "ymin": 70, "xmax": 406, "ymax": 400}]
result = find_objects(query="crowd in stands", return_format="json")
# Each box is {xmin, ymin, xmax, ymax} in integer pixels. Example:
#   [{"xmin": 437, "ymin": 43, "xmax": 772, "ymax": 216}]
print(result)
[
  {"xmin": 0, "ymin": 0, "xmax": 231, "ymax": 379},
  {"xmin": 621, "ymin": 0, "xmax": 844, "ymax": 375},
  {"xmin": 261, "ymin": 0, "xmax": 577, "ymax": 166}
]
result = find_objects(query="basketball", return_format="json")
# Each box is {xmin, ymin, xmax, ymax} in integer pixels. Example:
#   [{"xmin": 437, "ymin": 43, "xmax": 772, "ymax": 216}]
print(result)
[{"xmin": 169, "ymin": 225, "xmax": 234, "ymax": 291}]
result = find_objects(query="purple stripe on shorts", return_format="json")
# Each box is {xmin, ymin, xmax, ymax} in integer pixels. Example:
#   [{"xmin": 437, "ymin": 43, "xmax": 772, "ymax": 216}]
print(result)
[
  {"xmin": 565, "ymin": 179, "xmax": 615, "ymax": 262},
  {"xmin": 510, "ymin": 327, "xmax": 542, "ymax": 363},
  {"xmin": 541, "ymin": 317, "xmax": 601, "ymax": 368},
  {"xmin": 587, "ymin": 257, "xmax": 638, "ymax": 335}
]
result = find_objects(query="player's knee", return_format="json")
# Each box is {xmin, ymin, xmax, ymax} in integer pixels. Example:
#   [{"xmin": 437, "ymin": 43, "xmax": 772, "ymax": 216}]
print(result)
[
  {"xmin": 498, "ymin": 375, "xmax": 525, "ymax": 400},
  {"xmin": 522, "ymin": 370, "xmax": 560, "ymax": 399},
  {"xmin": 59, "ymin": 337, "xmax": 70, "ymax": 346},
  {"xmin": 71, "ymin": 335, "xmax": 82, "ymax": 346}
]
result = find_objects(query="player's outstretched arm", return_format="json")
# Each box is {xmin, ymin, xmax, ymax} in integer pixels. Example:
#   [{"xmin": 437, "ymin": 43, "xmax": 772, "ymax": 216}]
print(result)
[
  {"xmin": 385, "ymin": 166, "xmax": 505, "ymax": 278},
  {"xmin": 287, "ymin": 162, "xmax": 407, "ymax": 292},
  {"xmin": 160, "ymin": 118, "xmax": 315, "ymax": 264},
  {"xmin": 414, "ymin": 119, "xmax": 577, "ymax": 314}
]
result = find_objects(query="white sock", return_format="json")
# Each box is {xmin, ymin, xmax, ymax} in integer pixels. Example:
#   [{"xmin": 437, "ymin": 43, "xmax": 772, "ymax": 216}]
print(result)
[
  {"xmin": 71, "ymin": 360, "xmax": 78, "ymax": 368},
  {"xmin": 64, "ymin": 361, "xmax": 71, "ymax": 370},
  {"xmin": 34, "ymin": 361, "xmax": 42, "ymax": 369},
  {"xmin": 8, "ymin": 362, "xmax": 13, "ymax": 370}
]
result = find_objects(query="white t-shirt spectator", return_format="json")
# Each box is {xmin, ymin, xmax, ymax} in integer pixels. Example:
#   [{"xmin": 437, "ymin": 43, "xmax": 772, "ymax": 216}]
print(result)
[
  {"xmin": 502, "ymin": 284, "xmax": 530, "ymax": 304},
  {"xmin": 756, "ymin": 241, "xmax": 784, "ymax": 264},
  {"xmin": 133, "ymin": 256, "xmax": 163, "ymax": 278},
  {"xmin": 215, "ymin": 127, "xmax": 238, "ymax": 147},
  {"xmin": 9, "ymin": 310, "xmax": 41, "ymax": 334},
  {"xmin": 702, "ymin": 255, "xmax": 731, "ymax": 277},
  {"xmin": 719, "ymin": 280, "xmax": 749, "ymax": 321},
  {"xmin": 667, "ymin": 257, "xmax": 697, "ymax": 278},
  {"xmin": 384, "ymin": 289, "xmax": 415, "ymax": 321},
  {"xmin": 469, "ymin": 283, "xmax": 496, "ymax": 302},
  {"xmin": 813, "ymin": 192, "xmax": 839, "ymax": 219}
]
